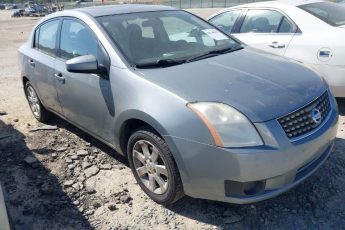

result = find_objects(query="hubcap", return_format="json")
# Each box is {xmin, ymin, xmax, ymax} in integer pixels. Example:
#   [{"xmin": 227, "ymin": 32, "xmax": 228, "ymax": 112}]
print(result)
[
  {"xmin": 132, "ymin": 140, "xmax": 168, "ymax": 195},
  {"xmin": 26, "ymin": 85, "xmax": 40, "ymax": 117}
]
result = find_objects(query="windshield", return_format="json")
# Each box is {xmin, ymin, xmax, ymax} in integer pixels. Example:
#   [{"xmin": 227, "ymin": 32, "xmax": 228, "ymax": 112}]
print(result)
[
  {"xmin": 299, "ymin": 2, "xmax": 345, "ymax": 26},
  {"xmin": 97, "ymin": 10, "xmax": 240, "ymax": 68}
]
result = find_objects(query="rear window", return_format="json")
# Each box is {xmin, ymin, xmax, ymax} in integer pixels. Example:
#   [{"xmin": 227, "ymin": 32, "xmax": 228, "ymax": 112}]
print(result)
[{"xmin": 299, "ymin": 2, "xmax": 345, "ymax": 26}]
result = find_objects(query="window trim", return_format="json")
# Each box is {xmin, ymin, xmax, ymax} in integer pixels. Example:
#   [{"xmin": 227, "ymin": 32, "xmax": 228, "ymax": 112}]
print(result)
[
  {"xmin": 33, "ymin": 27, "xmax": 39, "ymax": 49},
  {"xmin": 237, "ymin": 7, "xmax": 301, "ymax": 35}
]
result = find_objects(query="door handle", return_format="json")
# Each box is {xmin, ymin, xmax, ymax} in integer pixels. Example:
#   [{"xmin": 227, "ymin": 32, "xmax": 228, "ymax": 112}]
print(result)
[
  {"xmin": 269, "ymin": 42, "xmax": 286, "ymax": 49},
  {"xmin": 54, "ymin": 73, "xmax": 65, "ymax": 84},
  {"xmin": 28, "ymin": 59, "xmax": 35, "ymax": 67}
]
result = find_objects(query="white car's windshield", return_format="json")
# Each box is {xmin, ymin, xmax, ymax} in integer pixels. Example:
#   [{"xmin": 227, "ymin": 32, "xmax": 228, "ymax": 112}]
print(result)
[
  {"xmin": 299, "ymin": 2, "xmax": 345, "ymax": 26},
  {"xmin": 97, "ymin": 10, "xmax": 241, "ymax": 68}
]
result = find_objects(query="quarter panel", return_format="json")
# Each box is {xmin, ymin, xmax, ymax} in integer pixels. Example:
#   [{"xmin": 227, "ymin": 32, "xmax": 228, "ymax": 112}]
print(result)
[{"xmin": 18, "ymin": 43, "xmax": 32, "ymax": 82}]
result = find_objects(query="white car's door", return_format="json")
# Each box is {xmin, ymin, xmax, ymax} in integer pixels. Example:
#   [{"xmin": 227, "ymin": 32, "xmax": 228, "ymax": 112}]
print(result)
[{"xmin": 233, "ymin": 9, "xmax": 297, "ymax": 56}]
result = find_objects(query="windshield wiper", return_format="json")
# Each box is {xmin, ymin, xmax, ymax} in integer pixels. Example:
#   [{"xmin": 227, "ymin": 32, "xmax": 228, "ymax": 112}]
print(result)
[
  {"xmin": 135, "ymin": 59, "xmax": 186, "ymax": 69},
  {"xmin": 186, "ymin": 45, "xmax": 244, "ymax": 63},
  {"xmin": 134, "ymin": 45, "xmax": 244, "ymax": 68}
]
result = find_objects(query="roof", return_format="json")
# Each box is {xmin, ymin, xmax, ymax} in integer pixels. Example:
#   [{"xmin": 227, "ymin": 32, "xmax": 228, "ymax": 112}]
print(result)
[
  {"xmin": 230, "ymin": 0, "xmax": 325, "ymax": 8},
  {"xmin": 75, "ymin": 4, "xmax": 176, "ymax": 17}
]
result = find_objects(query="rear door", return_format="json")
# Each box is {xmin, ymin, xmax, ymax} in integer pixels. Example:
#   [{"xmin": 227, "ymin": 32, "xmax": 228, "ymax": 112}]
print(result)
[
  {"xmin": 54, "ymin": 18, "xmax": 112, "ymax": 140},
  {"xmin": 233, "ymin": 9, "xmax": 297, "ymax": 56},
  {"xmin": 28, "ymin": 19, "xmax": 62, "ymax": 114}
]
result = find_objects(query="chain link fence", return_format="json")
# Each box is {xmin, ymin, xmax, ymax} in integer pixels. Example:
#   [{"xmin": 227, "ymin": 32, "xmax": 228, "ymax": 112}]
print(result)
[
  {"xmin": 145, "ymin": 0, "xmax": 260, "ymax": 8},
  {"xmin": 64, "ymin": 0, "xmax": 264, "ymax": 9}
]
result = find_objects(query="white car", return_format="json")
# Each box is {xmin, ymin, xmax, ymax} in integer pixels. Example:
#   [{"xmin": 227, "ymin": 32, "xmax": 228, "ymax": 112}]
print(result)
[{"xmin": 208, "ymin": 0, "xmax": 345, "ymax": 98}]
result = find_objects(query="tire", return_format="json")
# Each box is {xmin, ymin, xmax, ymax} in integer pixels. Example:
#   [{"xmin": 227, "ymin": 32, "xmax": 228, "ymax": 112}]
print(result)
[
  {"xmin": 24, "ymin": 81, "xmax": 52, "ymax": 122},
  {"xmin": 127, "ymin": 127, "xmax": 184, "ymax": 205}
]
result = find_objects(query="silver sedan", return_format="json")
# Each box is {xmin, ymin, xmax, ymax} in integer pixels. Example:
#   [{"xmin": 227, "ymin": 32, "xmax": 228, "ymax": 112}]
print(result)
[{"xmin": 18, "ymin": 5, "xmax": 338, "ymax": 204}]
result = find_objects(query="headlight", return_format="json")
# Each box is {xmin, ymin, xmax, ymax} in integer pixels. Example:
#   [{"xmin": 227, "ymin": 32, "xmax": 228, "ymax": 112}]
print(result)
[{"xmin": 187, "ymin": 102, "xmax": 263, "ymax": 148}]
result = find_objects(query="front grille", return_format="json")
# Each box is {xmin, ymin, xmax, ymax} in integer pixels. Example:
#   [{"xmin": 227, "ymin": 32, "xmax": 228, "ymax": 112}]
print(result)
[{"xmin": 278, "ymin": 91, "xmax": 331, "ymax": 139}]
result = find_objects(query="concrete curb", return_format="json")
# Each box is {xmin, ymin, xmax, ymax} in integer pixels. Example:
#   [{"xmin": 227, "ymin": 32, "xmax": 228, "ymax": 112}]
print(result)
[{"xmin": 0, "ymin": 184, "xmax": 10, "ymax": 230}]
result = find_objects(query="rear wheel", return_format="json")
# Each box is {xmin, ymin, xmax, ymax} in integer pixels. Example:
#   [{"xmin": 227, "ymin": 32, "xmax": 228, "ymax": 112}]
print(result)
[
  {"xmin": 127, "ymin": 127, "xmax": 184, "ymax": 205},
  {"xmin": 24, "ymin": 81, "xmax": 52, "ymax": 122}
]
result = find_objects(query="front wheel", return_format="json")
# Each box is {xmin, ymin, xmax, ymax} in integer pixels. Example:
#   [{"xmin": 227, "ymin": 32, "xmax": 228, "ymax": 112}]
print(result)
[
  {"xmin": 127, "ymin": 127, "xmax": 184, "ymax": 205},
  {"xmin": 24, "ymin": 81, "xmax": 52, "ymax": 122}
]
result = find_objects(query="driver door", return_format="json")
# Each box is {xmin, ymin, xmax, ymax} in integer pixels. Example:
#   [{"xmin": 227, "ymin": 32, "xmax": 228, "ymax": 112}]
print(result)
[{"xmin": 54, "ymin": 18, "xmax": 112, "ymax": 141}]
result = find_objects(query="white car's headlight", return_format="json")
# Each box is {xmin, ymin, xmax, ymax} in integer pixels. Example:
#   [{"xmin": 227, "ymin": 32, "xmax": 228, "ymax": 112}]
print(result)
[{"xmin": 187, "ymin": 102, "xmax": 263, "ymax": 148}]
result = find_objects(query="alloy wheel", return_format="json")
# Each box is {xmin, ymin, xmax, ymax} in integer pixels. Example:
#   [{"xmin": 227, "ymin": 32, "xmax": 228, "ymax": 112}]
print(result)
[
  {"xmin": 26, "ymin": 85, "xmax": 40, "ymax": 118},
  {"xmin": 132, "ymin": 140, "xmax": 169, "ymax": 194}
]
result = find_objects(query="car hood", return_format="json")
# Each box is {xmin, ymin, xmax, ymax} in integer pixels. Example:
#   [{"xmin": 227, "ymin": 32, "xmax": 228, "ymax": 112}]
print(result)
[{"xmin": 136, "ymin": 48, "xmax": 326, "ymax": 122}]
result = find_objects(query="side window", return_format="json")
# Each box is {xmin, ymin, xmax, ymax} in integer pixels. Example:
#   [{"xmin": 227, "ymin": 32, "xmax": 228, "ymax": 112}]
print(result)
[
  {"xmin": 240, "ymin": 9, "xmax": 294, "ymax": 33},
  {"xmin": 59, "ymin": 19, "xmax": 98, "ymax": 60},
  {"xmin": 37, "ymin": 20, "xmax": 59, "ymax": 55},
  {"xmin": 279, "ymin": 17, "xmax": 294, "ymax": 33},
  {"xmin": 209, "ymin": 10, "xmax": 242, "ymax": 34}
]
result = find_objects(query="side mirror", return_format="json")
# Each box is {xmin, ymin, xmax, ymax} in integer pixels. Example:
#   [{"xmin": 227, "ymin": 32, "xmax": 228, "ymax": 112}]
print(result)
[{"xmin": 66, "ymin": 55, "xmax": 99, "ymax": 74}]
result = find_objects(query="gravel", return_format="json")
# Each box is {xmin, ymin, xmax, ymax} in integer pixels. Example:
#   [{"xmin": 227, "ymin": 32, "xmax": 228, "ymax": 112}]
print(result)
[
  {"xmin": 63, "ymin": 180, "xmax": 74, "ymax": 187},
  {"xmin": 0, "ymin": 110, "xmax": 7, "ymax": 116},
  {"xmin": 82, "ymin": 161, "xmax": 92, "ymax": 169},
  {"xmin": 108, "ymin": 203, "xmax": 117, "ymax": 211},
  {"xmin": 100, "ymin": 163, "xmax": 112, "ymax": 170},
  {"xmin": 84, "ymin": 165, "xmax": 100, "ymax": 178},
  {"xmin": 223, "ymin": 215, "xmax": 243, "ymax": 224},
  {"xmin": 23, "ymin": 156, "xmax": 38, "ymax": 165},
  {"xmin": 56, "ymin": 147, "xmax": 68, "ymax": 152},
  {"xmin": 77, "ymin": 149, "xmax": 89, "ymax": 156}
]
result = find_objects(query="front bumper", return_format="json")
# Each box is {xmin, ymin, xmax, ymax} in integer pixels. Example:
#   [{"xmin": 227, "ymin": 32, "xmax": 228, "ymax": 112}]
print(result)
[{"xmin": 165, "ymin": 93, "xmax": 339, "ymax": 204}]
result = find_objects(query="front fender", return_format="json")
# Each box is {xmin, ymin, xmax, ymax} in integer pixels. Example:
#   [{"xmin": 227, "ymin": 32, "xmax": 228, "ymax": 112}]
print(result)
[{"xmin": 114, "ymin": 109, "xmax": 192, "ymax": 192}]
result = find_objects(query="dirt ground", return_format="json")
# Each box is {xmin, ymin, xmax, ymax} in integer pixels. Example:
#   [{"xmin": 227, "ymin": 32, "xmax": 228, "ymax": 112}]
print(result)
[{"xmin": 0, "ymin": 9, "xmax": 345, "ymax": 230}]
